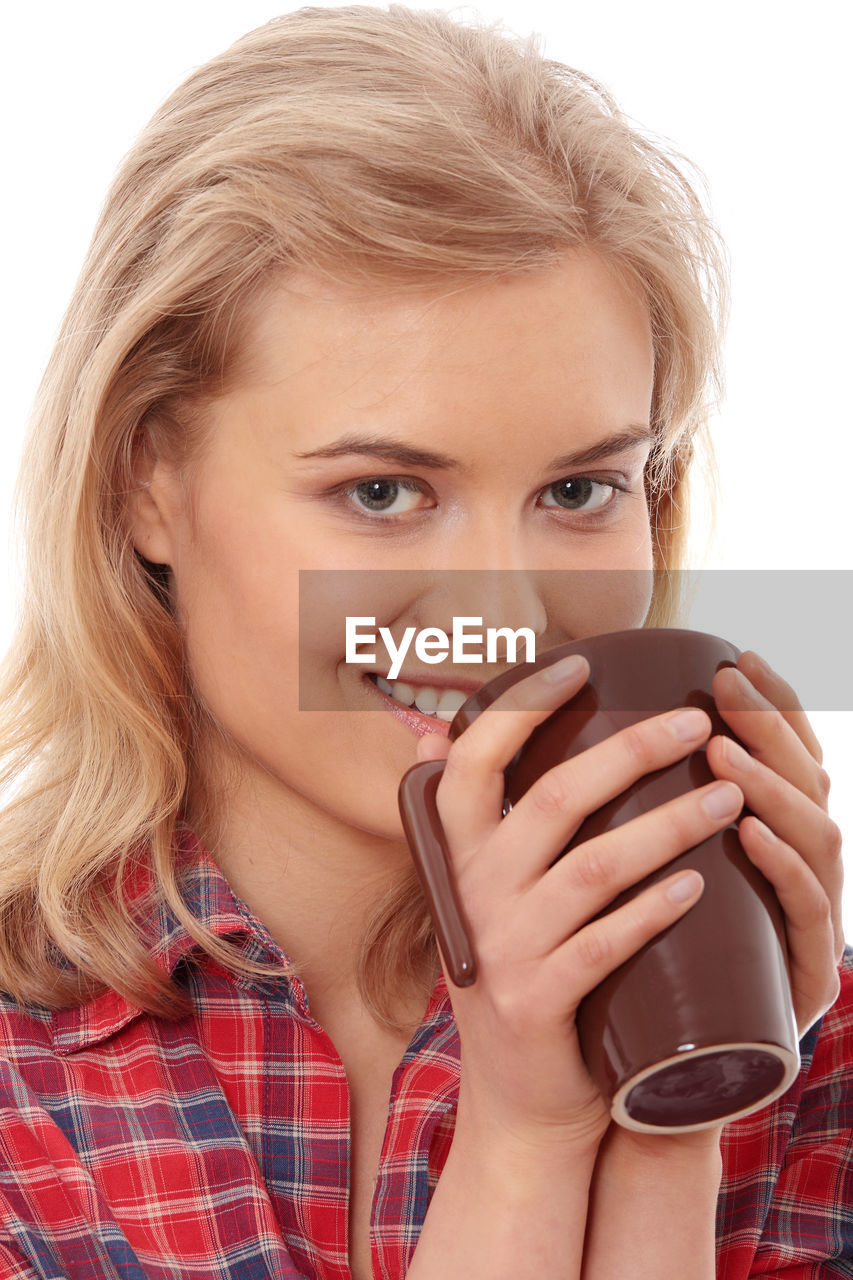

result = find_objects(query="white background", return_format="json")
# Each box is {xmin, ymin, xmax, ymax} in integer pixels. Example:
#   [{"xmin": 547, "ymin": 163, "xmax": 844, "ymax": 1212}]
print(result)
[{"xmin": 1, "ymin": 2, "xmax": 850, "ymax": 930}]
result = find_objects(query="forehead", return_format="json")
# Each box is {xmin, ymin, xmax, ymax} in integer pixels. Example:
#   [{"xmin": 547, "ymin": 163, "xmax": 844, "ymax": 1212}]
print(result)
[
  {"xmin": 248, "ymin": 251, "xmax": 648, "ymax": 361},
  {"xmin": 217, "ymin": 250, "xmax": 654, "ymax": 456}
]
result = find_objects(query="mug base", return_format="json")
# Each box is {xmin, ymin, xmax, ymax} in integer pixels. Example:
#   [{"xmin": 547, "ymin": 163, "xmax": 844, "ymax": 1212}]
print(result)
[{"xmin": 611, "ymin": 1041, "xmax": 800, "ymax": 1134}]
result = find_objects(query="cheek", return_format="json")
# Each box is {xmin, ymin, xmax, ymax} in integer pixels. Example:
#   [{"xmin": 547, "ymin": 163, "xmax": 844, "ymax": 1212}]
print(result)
[
  {"xmin": 168, "ymin": 511, "xmax": 299, "ymax": 721},
  {"xmin": 542, "ymin": 512, "xmax": 654, "ymax": 638},
  {"xmin": 298, "ymin": 569, "xmax": 429, "ymax": 690},
  {"xmin": 544, "ymin": 567, "xmax": 654, "ymax": 640},
  {"xmin": 172, "ymin": 526, "xmax": 419, "ymax": 839}
]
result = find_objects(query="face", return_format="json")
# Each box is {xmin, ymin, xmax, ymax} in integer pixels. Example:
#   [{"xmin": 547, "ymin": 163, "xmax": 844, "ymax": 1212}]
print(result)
[{"xmin": 131, "ymin": 251, "xmax": 655, "ymax": 848}]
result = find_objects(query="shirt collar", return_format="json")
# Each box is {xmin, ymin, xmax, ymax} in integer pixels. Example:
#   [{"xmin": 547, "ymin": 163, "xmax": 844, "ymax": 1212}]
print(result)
[{"xmin": 51, "ymin": 830, "xmax": 287, "ymax": 1055}]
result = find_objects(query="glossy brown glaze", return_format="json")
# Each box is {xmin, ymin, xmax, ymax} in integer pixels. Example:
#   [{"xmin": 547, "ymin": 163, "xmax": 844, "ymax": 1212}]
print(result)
[
  {"xmin": 398, "ymin": 628, "xmax": 799, "ymax": 1131},
  {"xmin": 398, "ymin": 760, "xmax": 477, "ymax": 986}
]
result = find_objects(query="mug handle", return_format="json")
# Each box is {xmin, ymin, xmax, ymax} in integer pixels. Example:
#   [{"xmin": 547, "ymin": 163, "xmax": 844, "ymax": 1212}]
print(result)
[{"xmin": 398, "ymin": 760, "xmax": 477, "ymax": 987}]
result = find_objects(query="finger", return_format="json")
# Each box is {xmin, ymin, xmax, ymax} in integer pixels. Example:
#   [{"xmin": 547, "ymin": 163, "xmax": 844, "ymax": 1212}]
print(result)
[
  {"xmin": 475, "ymin": 705, "xmax": 715, "ymax": 888},
  {"xmin": 433, "ymin": 653, "xmax": 590, "ymax": 856},
  {"xmin": 706, "ymin": 732, "xmax": 844, "ymax": 954},
  {"xmin": 417, "ymin": 731, "xmax": 452, "ymax": 764},
  {"xmin": 737, "ymin": 650, "xmax": 823, "ymax": 763},
  {"xmin": 523, "ymin": 778, "xmax": 743, "ymax": 952},
  {"xmin": 712, "ymin": 665, "xmax": 829, "ymax": 805},
  {"xmin": 541, "ymin": 868, "xmax": 705, "ymax": 1010},
  {"xmin": 738, "ymin": 815, "xmax": 841, "ymax": 1033}
]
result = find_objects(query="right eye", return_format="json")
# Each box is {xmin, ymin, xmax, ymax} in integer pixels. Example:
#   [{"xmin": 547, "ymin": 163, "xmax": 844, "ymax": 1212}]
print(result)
[{"xmin": 336, "ymin": 477, "xmax": 433, "ymax": 518}]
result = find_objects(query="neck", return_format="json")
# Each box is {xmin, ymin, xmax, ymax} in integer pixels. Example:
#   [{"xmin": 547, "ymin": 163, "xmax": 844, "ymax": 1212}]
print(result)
[{"xmin": 184, "ymin": 744, "xmax": 434, "ymax": 1027}]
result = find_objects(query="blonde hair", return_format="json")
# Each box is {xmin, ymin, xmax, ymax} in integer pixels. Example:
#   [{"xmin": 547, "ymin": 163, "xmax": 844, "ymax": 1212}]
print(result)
[{"xmin": 0, "ymin": 5, "xmax": 727, "ymax": 1026}]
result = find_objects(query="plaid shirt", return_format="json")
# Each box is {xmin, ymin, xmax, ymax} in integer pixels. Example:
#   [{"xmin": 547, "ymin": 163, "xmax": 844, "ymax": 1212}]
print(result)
[{"xmin": 0, "ymin": 833, "xmax": 851, "ymax": 1279}]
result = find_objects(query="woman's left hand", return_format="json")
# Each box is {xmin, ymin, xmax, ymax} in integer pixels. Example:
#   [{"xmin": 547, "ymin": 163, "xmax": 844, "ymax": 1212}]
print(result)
[{"xmin": 709, "ymin": 650, "xmax": 844, "ymax": 1036}]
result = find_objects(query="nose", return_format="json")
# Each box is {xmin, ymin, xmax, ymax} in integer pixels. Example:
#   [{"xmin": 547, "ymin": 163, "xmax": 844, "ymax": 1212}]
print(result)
[
  {"xmin": 422, "ymin": 566, "xmax": 548, "ymax": 651},
  {"xmin": 415, "ymin": 513, "xmax": 551, "ymax": 657}
]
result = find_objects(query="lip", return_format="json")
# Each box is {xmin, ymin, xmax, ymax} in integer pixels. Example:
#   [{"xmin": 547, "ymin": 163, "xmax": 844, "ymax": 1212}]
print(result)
[
  {"xmin": 364, "ymin": 668, "xmax": 491, "ymax": 694},
  {"xmin": 361, "ymin": 672, "xmax": 459, "ymax": 737}
]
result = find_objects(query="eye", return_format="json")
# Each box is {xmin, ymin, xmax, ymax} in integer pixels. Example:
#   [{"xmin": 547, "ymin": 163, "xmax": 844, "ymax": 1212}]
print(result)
[
  {"xmin": 540, "ymin": 476, "xmax": 620, "ymax": 512},
  {"xmin": 342, "ymin": 477, "xmax": 430, "ymax": 516}
]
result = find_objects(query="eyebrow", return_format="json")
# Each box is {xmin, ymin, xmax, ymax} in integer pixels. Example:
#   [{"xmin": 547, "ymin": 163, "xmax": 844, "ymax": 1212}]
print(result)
[{"xmin": 292, "ymin": 425, "xmax": 655, "ymax": 473}]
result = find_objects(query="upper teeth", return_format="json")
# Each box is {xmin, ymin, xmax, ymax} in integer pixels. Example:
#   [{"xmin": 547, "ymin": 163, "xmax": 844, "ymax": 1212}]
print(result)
[{"xmin": 375, "ymin": 675, "xmax": 469, "ymax": 722}]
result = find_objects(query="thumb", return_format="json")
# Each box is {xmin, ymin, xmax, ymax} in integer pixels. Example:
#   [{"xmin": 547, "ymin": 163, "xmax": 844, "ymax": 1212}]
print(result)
[{"xmin": 416, "ymin": 731, "xmax": 452, "ymax": 764}]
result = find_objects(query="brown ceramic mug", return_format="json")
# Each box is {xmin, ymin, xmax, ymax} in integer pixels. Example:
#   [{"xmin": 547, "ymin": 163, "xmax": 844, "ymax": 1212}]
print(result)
[{"xmin": 398, "ymin": 628, "xmax": 800, "ymax": 1133}]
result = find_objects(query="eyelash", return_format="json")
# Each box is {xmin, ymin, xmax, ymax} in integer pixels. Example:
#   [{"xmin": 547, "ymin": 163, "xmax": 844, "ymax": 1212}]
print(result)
[{"xmin": 327, "ymin": 474, "xmax": 633, "ymax": 525}]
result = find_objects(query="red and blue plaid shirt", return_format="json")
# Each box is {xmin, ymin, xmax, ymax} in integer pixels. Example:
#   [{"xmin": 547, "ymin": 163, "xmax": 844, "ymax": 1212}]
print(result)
[{"xmin": 0, "ymin": 831, "xmax": 851, "ymax": 1279}]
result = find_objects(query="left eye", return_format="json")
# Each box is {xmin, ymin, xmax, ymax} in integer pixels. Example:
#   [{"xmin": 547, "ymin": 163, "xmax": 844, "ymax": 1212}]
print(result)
[
  {"xmin": 540, "ymin": 477, "xmax": 616, "ymax": 511},
  {"xmin": 344, "ymin": 478, "xmax": 427, "ymax": 515}
]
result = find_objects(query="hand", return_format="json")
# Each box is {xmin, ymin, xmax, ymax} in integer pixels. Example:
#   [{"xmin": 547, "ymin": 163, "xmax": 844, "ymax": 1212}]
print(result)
[
  {"xmin": 416, "ymin": 656, "xmax": 744, "ymax": 1152},
  {"xmin": 708, "ymin": 650, "xmax": 844, "ymax": 1035}
]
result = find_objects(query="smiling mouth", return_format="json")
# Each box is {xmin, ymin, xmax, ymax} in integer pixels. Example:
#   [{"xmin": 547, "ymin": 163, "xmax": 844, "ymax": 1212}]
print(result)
[{"xmin": 365, "ymin": 672, "xmax": 472, "ymax": 722}]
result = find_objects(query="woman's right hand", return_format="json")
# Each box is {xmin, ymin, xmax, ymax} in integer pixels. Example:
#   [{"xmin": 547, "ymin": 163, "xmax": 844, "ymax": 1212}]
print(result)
[{"xmin": 415, "ymin": 652, "xmax": 745, "ymax": 1154}]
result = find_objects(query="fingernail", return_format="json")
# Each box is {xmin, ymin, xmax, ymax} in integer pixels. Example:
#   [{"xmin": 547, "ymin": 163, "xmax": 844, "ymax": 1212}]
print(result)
[
  {"xmin": 665, "ymin": 707, "xmax": 709, "ymax": 741},
  {"xmin": 701, "ymin": 781, "xmax": 742, "ymax": 820},
  {"xmin": 722, "ymin": 735, "xmax": 755, "ymax": 771},
  {"xmin": 667, "ymin": 870, "xmax": 703, "ymax": 903},
  {"xmin": 752, "ymin": 818, "xmax": 778, "ymax": 844},
  {"xmin": 541, "ymin": 654, "xmax": 587, "ymax": 684}
]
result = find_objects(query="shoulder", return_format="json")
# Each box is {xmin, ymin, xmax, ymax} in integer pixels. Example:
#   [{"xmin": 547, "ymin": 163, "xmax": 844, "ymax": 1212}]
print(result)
[
  {"xmin": 717, "ymin": 951, "xmax": 853, "ymax": 1274},
  {"xmin": 798, "ymin": 946, "xmax": 853, "ymax": 1108},
  {"xmin": 0, "ymin": 989, "xmax": 54, "ymax": 1064},
  {"xmin": 741, "ymin": 947, "xmax": 853, "ymax": 1145},
  {"xmin": 719, "ymin": 948, "xmax": 853, "ymax": 1176},
  {"xmin": 0, "ymin": 991, "xmax": 76, "ymax": 1139},
  {"xmin": 0, "ymin": 983, "xmax": 146, "ymax": 1113}
]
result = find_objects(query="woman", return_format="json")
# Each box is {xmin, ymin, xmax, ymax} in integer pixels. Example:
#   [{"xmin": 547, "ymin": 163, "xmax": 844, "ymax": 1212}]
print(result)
[{"xmin": 0, "ymin": 7, "xmax": 847, "ymax": 1278}]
